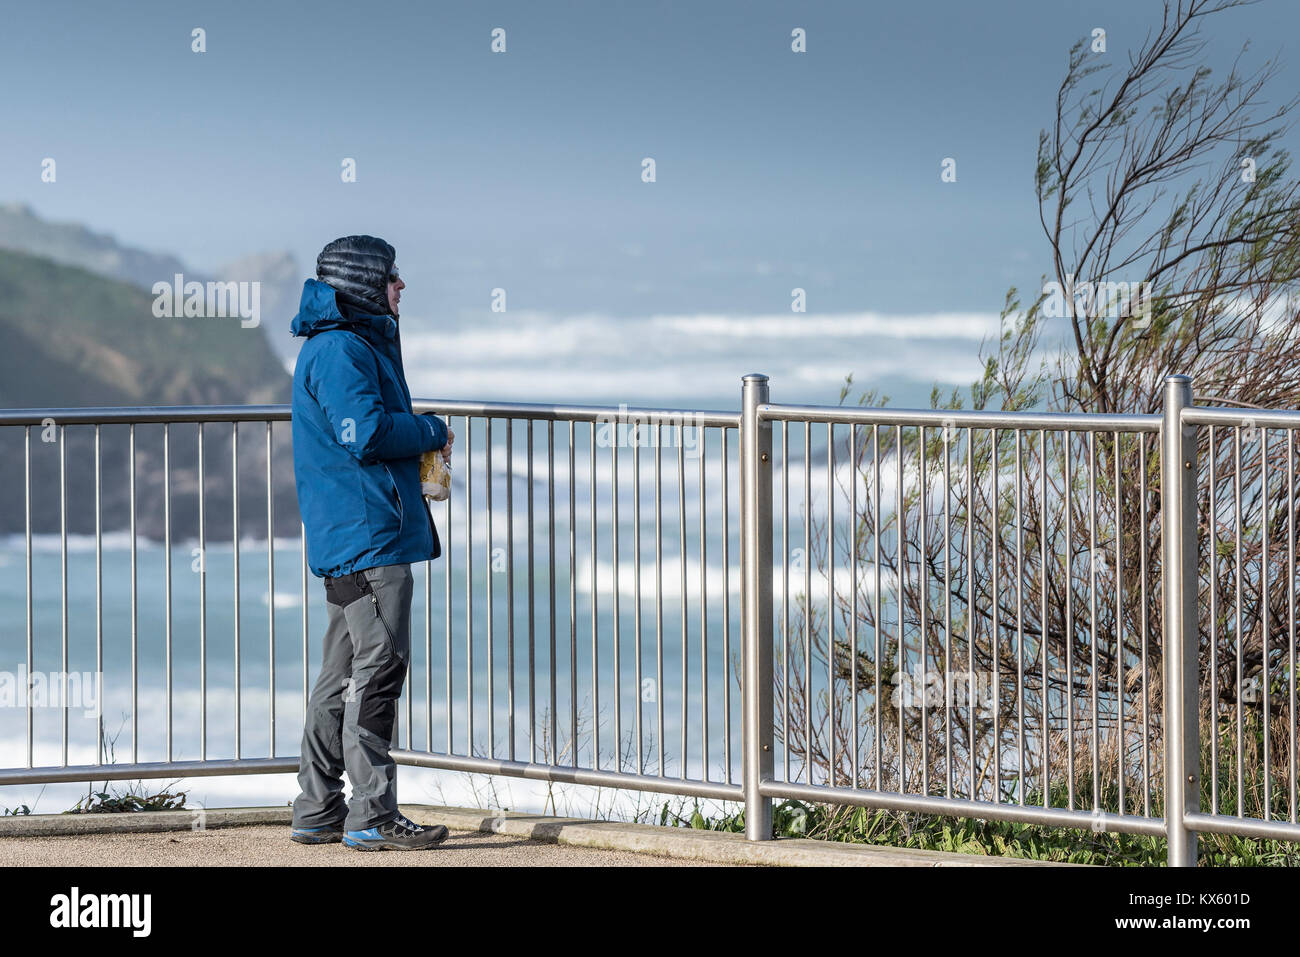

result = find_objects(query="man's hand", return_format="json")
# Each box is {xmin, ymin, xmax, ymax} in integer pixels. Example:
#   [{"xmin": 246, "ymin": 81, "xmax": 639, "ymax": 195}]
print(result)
[{"xmin": 441, "ymin": 429, "xmax": 455, "ymax": 463}]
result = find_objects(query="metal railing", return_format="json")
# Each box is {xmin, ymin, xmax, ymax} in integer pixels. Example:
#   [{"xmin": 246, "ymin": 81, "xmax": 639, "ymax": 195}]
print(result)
[
  {"xmin": 1, "ymin": 373, "xmax": 1298, "ymax": 865},
  {"xmin": 744, "ymin": 376, "xmax": 1170, "ymax": 844},
  {"xmin": 0, "ymin": 399, "xmax": 746, "ymax": 804}
]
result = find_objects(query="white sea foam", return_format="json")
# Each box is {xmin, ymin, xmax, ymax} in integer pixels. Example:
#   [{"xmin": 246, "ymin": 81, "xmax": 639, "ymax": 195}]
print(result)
[{"xmin": 339, "ymin": 309, "xmax": 998, "ymax": 406}]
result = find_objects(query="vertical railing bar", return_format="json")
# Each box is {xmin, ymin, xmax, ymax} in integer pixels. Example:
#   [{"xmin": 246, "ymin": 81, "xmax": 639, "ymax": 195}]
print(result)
[
  {"xmin": 566, "ymin": 421, "xmax": 577, "ymax": 764},
  {"xmin": 945, "ymin": 423, "xmax": 953, "ymax": 799},
  {"xmin": 1161, "ymin": 374, "xmax": 1200, "ymax": 867},
  {"xmin": 634, "ymin": 428, "xmax": 644, "ymax": 772},
  {"xmin": 1262, "ymin": 428, "xmax": 1272, "ymax": 820},
  {"xmin": 265, "ymin": 421, "xmax": 274, "ymax": 757},
  {"xmin": 896, "ymin": 424, "xmax": 904, "ymax": 793},
  {"xmin": 1139, "ymin": 434, "xmax": 1151, "ymax": 819},
  {"xmin": 741, "ymin": 374, "xmax": 773, "ymax": 840},
  {"xmin": 991, "ymin": 427, "xmax": 1001, "ymax": 802},
  {"xmin": 722, "ymin": 428, "xmax": 732, "ymax": 784},
  {"xmin": 434, "ymin": 421, "xmax": 449, "ymax": 748},
  {"xmin": 804, "ymin": 422, "xmax": 812, "ymax": 786},
  {"xmin": 1114, "ymin": 430, "xmax": 1125, "ymax": 816},
  {"xmin": 700, "ymin": 426, "xmax": 709, "ymax": 781},
  {"xmin": 614, "ymin": 434, "xmax": 624, "ymax": 773},
  {"xmin": 422, "ymin": 436, "xmax": 437, "ymax": 755},
  {"xmin": 466, "ymin": 417, "xmax": 475, "ymax": 756},
  {"xmin": 873, "ymin": 423, "xmax": 882, "ymax": 792},
  {"xmin": 1064, "ymin": 428, "xmax": 1075, "ymax": 810},
  {"xmin": 163, "ymin": 422, "xmax": 171, "ymax": 764},
  {"xmin": 851, "ymin": 423, "xmax": 859, "ymax": 789},
  {"xmin": 590, "ymin": 421, "xmax": 599, "ymax": 770},
  {"xmin": 525, "ymin": 419, "xmax": 534, "ymax": 761},
  {"xmin": 676, "ymin": 429, "xmax": 686, "ymax": 778},
  {"xmin": 505, "ymin": 418, "xmax": 515, "ymax": 762},
  {"xmin": 198, "ymin": 422, "xmax": 206, "ymax": 760},
  {"xmin": 60, "ymin": 424, "xmax": 68, "ymax": 766},
  {"xmin": 425, "ymin": 545, "xmax": 432, "ymax": 753},
  {"xmin": 1040, "ymin": 429, "xmax": 1049, "ymax": 809},
  {"xmin": 827, "ymin": 423, "xmax": 835, "ymax": 787},
  {"xmin": 1210, "ymin": 426, "xmax": 1219, "ymax": 814},
  {"xmin": 131, "ymin": 424, "xmax": 139, "ymax": 763},
  {"xmin": 95, "ymin": 425, "xmax": 104, "ymax": 765},
  {"xmin": 486, "ymin": 417, "xmax": 495, "ymax": 759},
  {"xmin": 1015, "ymin": 429, "xmax": 1024, "ymax": 805},
  {"xmin": 919, "ymin": 425, "xmax": 929, "ymax": 797},
  {"xmin": 1284, "ymin": 426, "xmax": 1294, "ymax": 821},
  {"xmin": 782, "ymin": 421, "xmax": 790, "ymax": 784},
  {"xmin": 1088, "ymin": 429, "xmax": 1099, "ymax": 811},
  {"xmin": 655, "ymin": 424, "xmax": 665, "ymax": 778},
  {"xmin": 302, "ymin": 520, "xmax": 309, "ymax": 731},
  {"xmin": 24, "ymin": 426, "xmax": 33, "ymax": 769},
  {"xmin": 232, "ymin": 422, "xmax": 241, "ymax": 760},
  {"xmin": 967, "ymin": 425, "xmax": 976, "ymax": 800},
  {"xmin": 445, "ymin": 416, "xmax": 458, "ymax": 755},
  {"xmin": 1234, "ymin": 425, "xmax": 1244, "ymax": 816},
  {"xmin": 547, "ymin": 420, "xmax": 557, "ymax": 767}
]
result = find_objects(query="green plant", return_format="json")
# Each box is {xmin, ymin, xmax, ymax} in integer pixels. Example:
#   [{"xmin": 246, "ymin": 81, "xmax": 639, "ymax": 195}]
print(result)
[
  {"xmin": 65, "ymin": 787, "xmax": 188, "ymax": 815},
  {"xmin": 62, "ymin": 716, "xmax": 190, "ymax": 814}
]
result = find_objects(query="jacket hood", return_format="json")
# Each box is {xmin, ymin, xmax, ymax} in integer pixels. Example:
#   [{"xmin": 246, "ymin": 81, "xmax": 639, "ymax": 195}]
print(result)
[
  {"xmin": 291, "ymin": 279, "xmax": 398, "ymax": 341},
  {"xmin": 316, "ymin": 234, "xmax": 396, "ymax": 319}
]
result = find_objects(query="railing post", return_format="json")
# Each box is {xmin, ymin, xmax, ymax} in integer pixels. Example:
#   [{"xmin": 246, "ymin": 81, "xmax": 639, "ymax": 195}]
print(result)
[
  {"xmin": 1161, "ymin": 373, "xmax": 1200, "ymax": 866},
  {"xmin": 741, "ymin": 373, "xmax": 774, "ymax": 840}
]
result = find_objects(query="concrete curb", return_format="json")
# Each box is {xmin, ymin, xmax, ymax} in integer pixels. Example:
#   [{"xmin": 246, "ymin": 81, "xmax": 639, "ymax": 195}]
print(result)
[
  {"xmin": 0, "ymin": 804, "xmax": 1080, "ymax": 865},
  {"xmin": 403, "ymin": 805, "xmax": 1072, "ymax": 867},
  {"xmin": 0, "ymin": 806, "xmax": 292, "ymax": 837}
]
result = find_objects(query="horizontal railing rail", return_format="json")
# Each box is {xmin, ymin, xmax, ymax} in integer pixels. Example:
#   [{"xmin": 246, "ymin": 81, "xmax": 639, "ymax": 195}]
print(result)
[
  {"xmin": 759, "ymin": 403, "xmax": 1162, "ymax": 433},
  {"xmin": 0, "ymin": 406, "xmax": 294, "ymax": 425},
  {"xmin": 0, "ymin": 400, "xmax": 741, "ymax": 428},
  {"xmin": 1, "ymin": 374, "xmax": 1297, "ymax": 864}
]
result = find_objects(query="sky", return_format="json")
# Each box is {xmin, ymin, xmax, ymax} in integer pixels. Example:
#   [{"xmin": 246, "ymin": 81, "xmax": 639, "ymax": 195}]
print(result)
[{"xmin": 2, "ymin": 0, "xmax": 1297, "ymax": 408}]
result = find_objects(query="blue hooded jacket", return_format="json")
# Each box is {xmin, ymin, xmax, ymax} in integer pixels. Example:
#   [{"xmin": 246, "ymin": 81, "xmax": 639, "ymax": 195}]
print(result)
[{"xmin": 290, "ymin": 279, "xmax": 448, "ymax": 578}]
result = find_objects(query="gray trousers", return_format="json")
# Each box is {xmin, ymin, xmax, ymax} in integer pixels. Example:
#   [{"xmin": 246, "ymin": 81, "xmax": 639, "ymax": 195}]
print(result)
[{"xmin": 292, "ymin": 563, "xmax": 412, "ymax": 832}]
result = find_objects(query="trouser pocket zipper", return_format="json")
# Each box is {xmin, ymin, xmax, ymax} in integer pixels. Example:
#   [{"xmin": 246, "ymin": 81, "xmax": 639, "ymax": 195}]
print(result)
[{"xmin": 370, "ymin": 593, "xmax": 399, "ymax": 660}]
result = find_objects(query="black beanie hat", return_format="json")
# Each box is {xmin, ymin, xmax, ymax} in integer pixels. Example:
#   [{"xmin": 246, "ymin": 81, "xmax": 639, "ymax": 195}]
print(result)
[{"xmin": 316, "ymin": 235, "xmax": 396, "ymax": 318}]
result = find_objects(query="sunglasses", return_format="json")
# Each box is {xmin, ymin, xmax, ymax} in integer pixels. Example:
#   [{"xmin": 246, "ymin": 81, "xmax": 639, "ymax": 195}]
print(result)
[{"xmin": 388, "ymin": 266, "xmax": 401, "ymax": 283}]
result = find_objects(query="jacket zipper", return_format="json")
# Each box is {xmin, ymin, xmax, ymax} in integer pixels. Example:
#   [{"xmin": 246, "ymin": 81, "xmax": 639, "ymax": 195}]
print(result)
[
  {"xmin": 385, "ymin": 462, "xmax": 437, "ymax": 558},
  {"xmin": 353, "ymin": 328, "xmax": 434, "ymax": 557},
  {"xmin": 423, "ymin": 497, "xmax": 438, "ymax": 556},
  {"xmin": 383, "ymin": 463, "xmax": 404, "ymax": 533}
]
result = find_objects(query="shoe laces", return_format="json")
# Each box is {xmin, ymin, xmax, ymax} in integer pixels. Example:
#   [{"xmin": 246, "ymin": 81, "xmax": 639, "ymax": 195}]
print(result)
[{"xmin": 387, "ymin": 813, "xmax": 424, "ymax": 836}]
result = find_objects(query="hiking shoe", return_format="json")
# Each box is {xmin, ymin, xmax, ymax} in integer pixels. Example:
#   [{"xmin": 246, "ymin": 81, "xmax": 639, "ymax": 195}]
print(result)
[
  {"xmin": 343, "ymin": 813, "xmax": 449, "ymax": 851},
  {"xmin": 291, "ymin": 823, "xmax": 344, "ymax": 845}
]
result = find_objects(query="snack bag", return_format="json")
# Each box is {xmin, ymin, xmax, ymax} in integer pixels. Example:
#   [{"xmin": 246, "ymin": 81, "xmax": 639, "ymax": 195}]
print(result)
[{"xmin": 420, "ymin": 448, "xmax": 451, "ymax": 502}]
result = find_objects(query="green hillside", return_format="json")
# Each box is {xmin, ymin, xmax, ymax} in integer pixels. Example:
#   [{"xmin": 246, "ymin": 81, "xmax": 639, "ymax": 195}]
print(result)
[
  {"xmin": 0, "ymin": 246, "xmax": 289, "ymax": 408},
  {"xmin": 0, "ymin": 247, "xmax": 298, "ymax": 537}
]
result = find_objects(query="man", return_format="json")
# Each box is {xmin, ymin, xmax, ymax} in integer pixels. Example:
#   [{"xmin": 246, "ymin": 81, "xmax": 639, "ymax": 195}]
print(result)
[{"xmin": 287, "ymin": 235, "xmax": 453, "ymax": 851}]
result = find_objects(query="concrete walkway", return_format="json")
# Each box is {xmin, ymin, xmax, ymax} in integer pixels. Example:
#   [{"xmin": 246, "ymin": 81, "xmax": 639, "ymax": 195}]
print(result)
[
  {"xmin": 0, "ymin": 804, "xmax": 1073, "ymax": 867},
  {"xmin": 0, "ymin": 821, "xmax": 695, "ymax": 867}
]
